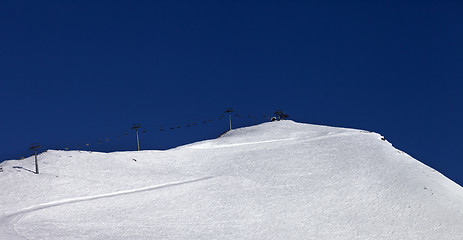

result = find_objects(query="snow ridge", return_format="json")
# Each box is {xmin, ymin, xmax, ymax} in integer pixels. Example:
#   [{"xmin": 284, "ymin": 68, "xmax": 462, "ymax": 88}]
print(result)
[{"xmin": 1, "ymin": 121, "xmax": 462, "ymax": 239}]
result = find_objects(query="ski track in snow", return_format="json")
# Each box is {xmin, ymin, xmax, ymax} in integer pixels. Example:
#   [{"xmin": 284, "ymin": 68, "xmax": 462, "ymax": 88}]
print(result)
[
  {"xmin": 0, "ymin": 177, "xmax": 213, "ymax": 240},
  {"xmin": 188, "ymin": 131, "xmax": 364, "ymax": 149}
]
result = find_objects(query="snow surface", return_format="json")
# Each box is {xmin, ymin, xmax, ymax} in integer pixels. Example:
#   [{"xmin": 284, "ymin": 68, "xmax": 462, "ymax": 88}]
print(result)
[{"xmin": 1, "ymin": 120, "xmax": 463, "ymax": 239}]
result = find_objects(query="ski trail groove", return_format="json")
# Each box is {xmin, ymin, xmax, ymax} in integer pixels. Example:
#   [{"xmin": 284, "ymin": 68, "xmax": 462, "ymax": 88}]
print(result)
[
  {"xmin": 188, "ymin": 131, "xmax": 360, "ymax": 149},
  {"xmin": 0, "ymin": 176, "xmax": 213, "ymax": 240}
]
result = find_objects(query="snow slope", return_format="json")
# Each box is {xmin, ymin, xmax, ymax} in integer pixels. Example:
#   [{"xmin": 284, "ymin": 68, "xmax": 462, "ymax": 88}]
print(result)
[{"xmin": 1, "ymin": 120, "xmax": 463, "ymax": 239}]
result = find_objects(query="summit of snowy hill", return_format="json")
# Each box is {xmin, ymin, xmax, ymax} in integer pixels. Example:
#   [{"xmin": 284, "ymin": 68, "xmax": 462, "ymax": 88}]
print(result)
[
  {"xmin": 1, "ymin": 120, "xmax": 463, "ymax": 239},
  {"xmin": 185, "ymin": 120, "xmax": 359, "ymax": 149}
]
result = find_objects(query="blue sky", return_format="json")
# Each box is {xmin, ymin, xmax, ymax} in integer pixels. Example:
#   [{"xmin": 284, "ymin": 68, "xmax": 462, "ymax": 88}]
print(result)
[{"xmin": 1, "ymin": 1, "xmax": 462, "ymax": 185}]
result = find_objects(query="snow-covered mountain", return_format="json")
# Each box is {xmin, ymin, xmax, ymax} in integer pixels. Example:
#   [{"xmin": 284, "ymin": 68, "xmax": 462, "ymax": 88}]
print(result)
[{"xmin": 1, "ymin": 120, "xmax": 463, "ymax": 239}]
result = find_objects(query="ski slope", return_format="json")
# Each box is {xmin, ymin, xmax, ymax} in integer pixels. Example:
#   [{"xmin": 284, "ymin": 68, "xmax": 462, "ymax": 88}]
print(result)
[{"xmin": 1, "ymin": 120, "xmax": 463, "ymax": 239}]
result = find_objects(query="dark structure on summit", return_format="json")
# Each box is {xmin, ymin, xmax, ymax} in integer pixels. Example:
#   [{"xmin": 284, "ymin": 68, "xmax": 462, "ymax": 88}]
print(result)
[{"xmin": 272, "ymin": 110, "xmax": 289, "ymax": 121}]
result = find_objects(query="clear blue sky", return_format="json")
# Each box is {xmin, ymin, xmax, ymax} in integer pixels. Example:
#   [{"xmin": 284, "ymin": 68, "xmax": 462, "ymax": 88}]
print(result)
[{"xmin": 1, "ymin": 1, "xmax": 462, "ymax": 185}]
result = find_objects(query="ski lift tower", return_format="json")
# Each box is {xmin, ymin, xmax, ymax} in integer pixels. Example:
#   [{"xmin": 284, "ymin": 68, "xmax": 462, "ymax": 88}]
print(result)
[
  {"xmin": 225, "ymin": 108, "xmax": 233, "ymax": 131},
  {"xmin": 131, "ymin": 124, "xmax": 142, "ymax": 151},
  {"xmin": 29, "ymin": 143, "xmax": 40, "ymax": 174}
]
